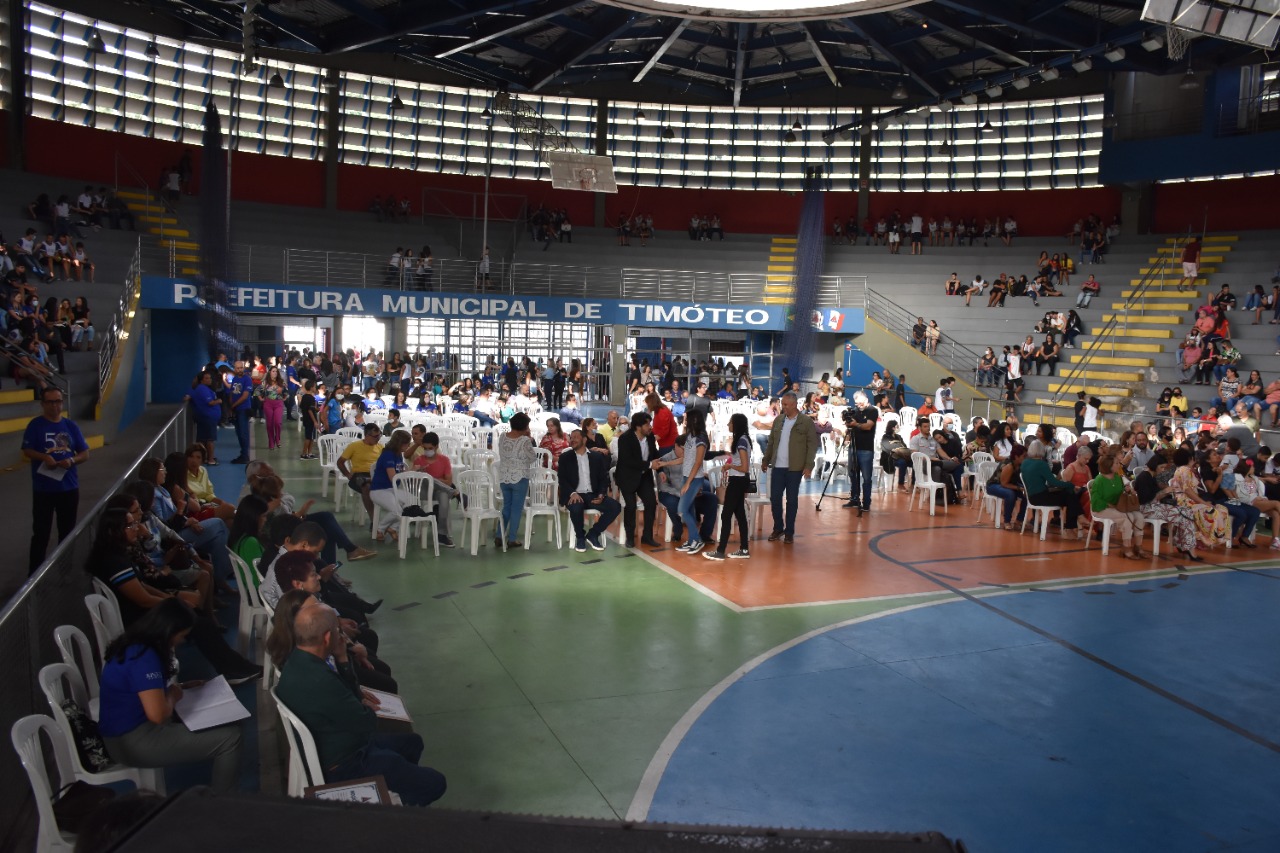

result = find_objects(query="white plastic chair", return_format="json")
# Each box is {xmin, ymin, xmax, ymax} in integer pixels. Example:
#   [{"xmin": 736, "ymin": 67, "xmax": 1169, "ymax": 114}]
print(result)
[
  {"xmin": 53, "ymin": 625, "xmax": 99, "ymax": 720},
  {"xmin": 941, "ymin": 412, "xmax": 963, "ymax": 434},
  {"xmin": 1082, "ymin": 479, "xmax": 1117, "ymax": 555},
  {"xmin": 817, "ymin": 433, "xmax": 848, "ymax": 484},
  {"xmin": 457, "ymin": 469, "xmax": 507, "ymax": 555},
  {"xmin": 974, "ymin": 462, "xmax": 1003, "ymax": 528},
  {"xmin": 337, "ymin": 426, "xmax": 365, "ymax": 440},
  {"xmin": 90, "ymin": 576, "xmax": 113, "ymax": 601},
  {"xmin": 524, "ymin": 471, "xmax": 563, "ymax": 550},
  {"xmin": 11, "ymin": 714, "xmax": 79, "ymax": 852},
  {"xmin": 908, "ymin": 452, "xmax": 948, "ymax": 516},
  {"xmin": 271, "ymin": 688, "xmax": 325, "ymax": 796},
  {"xmin": 534, "ymin": 447, "xmax": 554, "ymax": 470},
  {"xmin": 967, "ymin": 451, "xmax": 995, "ymax": 498},
  {"xmin": 928, "ymin": 413, "xmax": 945, "ymax": 433},
  {"xmin": 1143, "ymin": 516, "xmax": 1169, "ymax": 557},
  {"xmin": 1019, "ymin": 474, "xmax": 1065, "ymax": 540},
  {"xmin": 897, "ymin": 406, "xmax": 918, "ymax": 428},
  {"xmin": 37, "ymin": 664, "xmax": 164, "ymax": 793},
  {"xmin": 316, "ymin": 434, "xmax": 353, "ymax": 501},
  {"xmin": 392, "ymin": 472, "xmax": 440, "ymax": 559},
  {"xmin": 746, "ymin": 463, "xmax": 772, "ymax": 536},
  {"xmin": 83, "ymin": 594, "xmax": 122, "ymax": 665},
  {"xmin": 228, "ymin": 550, "xmax": 269, "ymax": 655}
]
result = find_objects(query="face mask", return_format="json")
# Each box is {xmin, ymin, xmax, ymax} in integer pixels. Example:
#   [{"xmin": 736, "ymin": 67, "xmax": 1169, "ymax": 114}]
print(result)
[{"xmin": 423, "ymin": 449, "xmax": 436, "ymax": 458}]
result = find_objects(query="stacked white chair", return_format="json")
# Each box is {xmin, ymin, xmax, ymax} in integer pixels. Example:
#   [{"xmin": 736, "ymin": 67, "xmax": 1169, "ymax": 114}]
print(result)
[
  {"xmin": 974, "ymin": 461, "xmax": 1003, "ymax": 528},
  {"xmin": 524, "ymin": 470, "xmax": 562, "ymax": 550},
  {"xmin": 966, "ymin": 450, "xmax": 995, "ymax": 496},
  {"xmin": 12, "ymin": 715, "xmax": 80, "ymax": 852},
  {"xmin": 337, "ymin": 426, "xmax": 364, "ymax": 440},
  {"xmin": 228, "ymin": 550, "xmax": 270, "ymax": 655},
  {"xmin": 533, "ymin": 447, "xmax": 554, "ymax": 471},
  {"xmin": 897, "ymin": 406, "xmax": 918, "ymax": 428},
  {"xmin": 83, "ymin": 594, "xmax": 122, "ymax": 665},
  {"xmin": 316, "ymin": 435, "xmax": 354, "ymax": 502},
  {"xmin": 457, "ymin": 470, "xmax": 507, "ymax": 555},
  {"xmin": 391, "ymin": 472, "xmax": 440, "ymax": 559},
  {"xmin": 53, "ymin": 625, "xmax": 99, "ymax": 720}
]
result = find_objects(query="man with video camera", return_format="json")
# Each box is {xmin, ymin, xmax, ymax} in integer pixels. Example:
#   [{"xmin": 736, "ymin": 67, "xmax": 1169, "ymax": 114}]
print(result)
[{"xmin": 842, "ymin": 391, "xmax": 879, "ymax": 516}]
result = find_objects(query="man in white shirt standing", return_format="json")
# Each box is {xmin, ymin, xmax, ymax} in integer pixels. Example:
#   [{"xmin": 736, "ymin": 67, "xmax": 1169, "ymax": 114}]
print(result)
[
  {"xmin": 910, "ymin": 213, "xmax": 924, "ymax": 255},
  {"xmin": 934, "ymin": 377, "xmax": 958, "ymax": 416}
]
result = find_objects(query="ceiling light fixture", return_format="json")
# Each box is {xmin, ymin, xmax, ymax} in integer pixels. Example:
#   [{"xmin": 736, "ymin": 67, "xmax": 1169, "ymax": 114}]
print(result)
[
  {"xmin": 1040, "ymin": 65, "xmax": 1061, "ymax": 81},
  {"xmin": 937, "ymin": 99, "xmax": 953, "ymax": 112},
  {"xmin": 1103, "ymin": 46, "xmax": 1125, "ymax": 62},
  {"xmin": 268, "ymin": 70, "xmax": 285, "ymax": 89},
  {"xmin": 783, "ymin": 129, "xmax": 797, "ymax": 143},
  {"xmin": 891, "ymin": 81, "xmax": 908, "ymax": 100},
  {"xmin": 481, "ymin": 107, "xmax": 492, "ymax": 118},
  {"xmin": 662, "ymin": 126, "xmax": 675, "ymax": 139},
  {"xmin": 981, "ymin": 119, "xmax": 995, "ymax": 134},
  {"xmin": 88, "ymin": 29, "xmax": 107, "ymax": 53},
  {"xmin": 390, "ymin": 94, "xmax": 405, "ymax": 110},
  {"xmin": 1071, "ymin": 57, "xmax": 1093, "ymax": 73},
  {"xmin": 1141, "ymin": 34, "xmax": 1165, "ymax": 52},
  {"xmin": 791, "ymin": 118, "xmax": 803, "ymax": 130},
  {"xmin": 145, "ymin": 40, "xmax": 159, "ymax": 58},
  {"xmin": 1011, "ymin": 77, "xmax": 1030, "ymax": 90},
  {"xmin": 985, "ymin": 84, "xmax": 1002, "ymax": 98},
  {"xmin": 636, "ymin": 109, "xmax": 647, "ymax": 122},
  {"xmin": 960, "ymin": 93, "xmax": 978, "ymax": 105},
  {"xmin": 858, "ymin": 124, "xmax": 873, "ymax": 137},
  {"xmin": 1179, "ymin": 67, "xmax": 1200, "ymax": 90}
]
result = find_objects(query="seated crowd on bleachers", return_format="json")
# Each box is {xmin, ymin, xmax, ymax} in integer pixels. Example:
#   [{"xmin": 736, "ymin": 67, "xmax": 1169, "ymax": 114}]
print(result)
[{"xmin": 1177, "ymin": 285, "xmax": 1280, "ymax": 429}]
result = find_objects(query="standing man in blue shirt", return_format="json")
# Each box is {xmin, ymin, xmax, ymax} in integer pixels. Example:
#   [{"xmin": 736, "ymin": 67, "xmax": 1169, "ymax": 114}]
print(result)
[
  {"xmin": 22, "ymin": 386, "xmax": 89, "ymax": 573},
  {"xmin": 228, "ymin": 360, "xmax": 253, "ymax": 464},
  {"xmin": 284, "ymin": 355, "xmax": 301, "ymax": 421},
  {"xmin": 186, "ymin": 369, "xmax": 223, "ymax": 466}
]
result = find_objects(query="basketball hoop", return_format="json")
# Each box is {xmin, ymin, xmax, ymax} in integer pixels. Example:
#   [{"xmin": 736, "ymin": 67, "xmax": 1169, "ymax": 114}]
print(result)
[{"xmin": 1166, "ymin": 23, "xmax": 1191, "ymax": 61}]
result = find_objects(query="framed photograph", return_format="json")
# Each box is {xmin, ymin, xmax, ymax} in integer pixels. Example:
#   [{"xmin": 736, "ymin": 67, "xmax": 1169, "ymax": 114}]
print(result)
[{"xmin": 304, "ymin": 775, "xmax": 392, "ymax": 805}]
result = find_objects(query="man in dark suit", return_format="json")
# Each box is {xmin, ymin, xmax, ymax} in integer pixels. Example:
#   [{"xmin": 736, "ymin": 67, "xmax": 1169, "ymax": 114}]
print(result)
[
  {"xmin": 614, "ymin": 412, "xmax": 660, "ymax": 548},
  {"xmin": 558, "ymin": 429, "xmax": 622, "ymax": 552}
]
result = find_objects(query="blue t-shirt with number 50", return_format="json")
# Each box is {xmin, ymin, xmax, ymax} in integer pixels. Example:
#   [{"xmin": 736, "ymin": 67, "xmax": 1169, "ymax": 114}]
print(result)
[{"xmin": 21, "ymin": 415, "xmax": 88, "ymax": 493}]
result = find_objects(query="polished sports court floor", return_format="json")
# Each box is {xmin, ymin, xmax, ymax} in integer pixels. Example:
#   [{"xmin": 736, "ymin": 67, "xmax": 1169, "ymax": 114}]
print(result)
[{"xmin": 205, "ymin": 422, "xmax": 1280, "ymax": 852}]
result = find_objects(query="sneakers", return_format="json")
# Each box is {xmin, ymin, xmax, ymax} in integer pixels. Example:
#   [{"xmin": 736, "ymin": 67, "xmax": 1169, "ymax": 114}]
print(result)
[
  {"xmin": 574, "ymin": 541, "xmax": 587, "ymax": 553},
  {"xmin": 438, "ymin": 535, "xmax": 456, "ymax": 549},
  {"xmin": 225, "ymin": 665, "xmax": 264, "ymax": 686},
  {"xmin": 728, "ymin": 549, "xmax": 751, "ymax": 559},
  {"xmin": 703, "ymin": 550, "xmax": 726, "ymax": 561},
  {"xmin": 685, "ymin": 540, "xmax": 705, "ymax": 555},
  {"xmin": 676, "ymin": 541, "xmax": 695, "ymax": 552},
  {"xmin": 586, "ymin": 533, "xmax": 605, "ymax": 551},
  {"xmin": 767, "ymin": 531, "xmax": 784, "ymax": 542}
]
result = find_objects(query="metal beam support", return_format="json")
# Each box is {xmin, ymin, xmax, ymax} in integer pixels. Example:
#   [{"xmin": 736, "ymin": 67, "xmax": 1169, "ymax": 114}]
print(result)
[
  {"xmin": 633, "ymin": 19, "xmax": 690, "ymax": 82},
  {"xmin": 913, "ymin": 9, "xmax": 1031, "ymax": 68},
  {"xmin": 934, "ymin": 0, "xmax": 1091, "ymax": 51},
  {"xmin": 326, "ymin": 0, "xmax": 569, "ymax": 54},
  {"xmin": 841, "ymin": 18, "xmax": 940, "ymax": 98},
  {"xmin": 802, "ymin": 23, "xmax": 840, "ymax": 88},
  {"xmin": 529, "ymin": 11, "xmax": 637, "ymax": 92},
  {"xmin": 438, "ymin": 0, "xmax": 586, "ymax": 58},
  {"xmin": 733, "ymin": 22, "xmax": 750, "ymax": 107}
]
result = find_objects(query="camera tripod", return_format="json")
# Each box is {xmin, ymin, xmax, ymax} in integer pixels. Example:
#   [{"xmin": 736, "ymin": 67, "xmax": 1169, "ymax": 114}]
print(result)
[{"xmin": 814, "ymin": 431, "xmax": 852, "ymax": 513}]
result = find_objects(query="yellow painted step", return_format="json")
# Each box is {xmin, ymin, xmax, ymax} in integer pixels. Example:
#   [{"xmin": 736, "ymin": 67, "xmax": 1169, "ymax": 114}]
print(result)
[
  {"xmin": 1121, "ymin": 289, "xmax": 1200, "ymax": 298},
  {"xmin": 1161, "ymin": 235, "xmax": 1238, "ymax": 243},
  {"xmin": 763, "ymin": 296, "xmax": 792, "ymax": 305},
  {"xmin": 1047, "ymin": 383, "xmax": 1134, "ymax": 397},
  {"xmin": 765, "ymin": 275, "xmax": 792, "ymax": 282},
  {"xmin": 136, "ymin": 214, "xmax": 179, "ymax": 225},
  {"xmin": 1149, "ymin": 255, "xmax": 1225, "ymax": 263},
  {"xmin": 1110, "ymin": 328, "xmax": 1175, "ymax": 339},
  {"xmin": 1101, "ymin": 314, "xmax": 1184, "ymax": 325},
  {"xmin": 174, "ymin": 254, "xmax": 199, "ymax": 263},
  {"xmin": 772, "ymin": 237, "xmax": 797, "ymax": 244},
  {"xmin": 179, "ymin": 267, "xmax": 200, "ymax": 276},
  {"xmin": 767, "ymin": 265, "xmax": 795, "ymax": 273},
  {"xmin": 771, "ymin": 246, "xmax": 796, "ymax": 253},
  {"xmin": 1139, "ymin": 266, "xmax": 1215, "ymax": 274},
  {"xmin": 1081, "ymin": 340, "xmax": 1164, "ymax": 353},
  {"xmin": 1130, "ymin": 278, "xmax": 1205, "ymax": 285},
  {"xmin": 1113, "ymin": 302, "xmax": 1192, "ymax": 312},
  {"xmin": 0, "ymin": 388, "xmax": 35, "ymax": 405},
  {"xmin": 0, "ymin": 413, "xmax": 59, "ymax": 434},
  {"xmin": 1069, "ymin": 369, "xmax": 1147, "ymax": 382},
  {"xmin": 1068, "ymin": 355, "xmax": 1155, "ymax": 368},
  {"xmin": 768, "ymin": 257, "xmax": 796, "ymax": 264},
  {"xmin": 150, "ymin": 227, "xmax": 189, "ymax": 238},
  {"xmin": 168, "ymin": 240, "xmax": 199, "ymax": 250},
  {"xmin": 115, "ymin": 189, "xmax": 152, "ymax": 200}
]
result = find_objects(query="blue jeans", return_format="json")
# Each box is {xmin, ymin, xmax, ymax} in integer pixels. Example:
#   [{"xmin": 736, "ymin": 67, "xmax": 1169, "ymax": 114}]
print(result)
[
  {"xmin": 985, "ymin": 484, "xmax": 1025, "ymax": 524},
  {"xmin": 658, "ymin": 490, "xmax": 717, "ymax": 541},
  {"xmin": 677, "ymin": 477, "xmax": 706, "ymax": 544},
  {"xmin": 849, "ymin": 448, "xmax": 874, "ymax": 509},
  {"xmin": 233, "ymin": 408, "xmax": 250, "ymax": 458},
  {"xmin": 769, "ymin": 468, "xmax": 804, "ymax": 536},
  {"xmin": 179, "ymin": 517, "xmax": 231, "ymax": 580},
  {"xmin": 305, "ymin": 510, "xmax": 356, "ymax": 565},
  {"xmin": 1219, "ymin": 500, "xmax": 1260, "ymax": 540},
  {"xmin": 328, "ymin": 733, "xmax": 446, "ymax": 807},
  {"xmin": 500, "ymin": 479, "xmax": 528, "ymax": 542}
]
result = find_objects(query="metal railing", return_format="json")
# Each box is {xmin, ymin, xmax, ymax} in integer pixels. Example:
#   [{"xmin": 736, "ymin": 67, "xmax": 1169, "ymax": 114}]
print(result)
[
  {"xmin": 418, "ymin": 187, "xmax": 527, "ymax": 260},
  {"xmin": 113, "ymin": 152, "xmax": 169, "ymax": 246},
  {"xmin": 147, "ymin": 242, "xmax": 872, "ymax": 307},
  {"xmin": 1214, "ymin": 93, "xmax": 1280, "ymax": 137},
  {"xmin": 98, "ymin": 239, "xmax": 143, "ymax": 400},
  {"xmin": 0, "ymin": 405, "xmax": 188, "ymax": 852},
  {"xmin": 862, "ymin": 286, "xmax": 986, "ymax": 384}
]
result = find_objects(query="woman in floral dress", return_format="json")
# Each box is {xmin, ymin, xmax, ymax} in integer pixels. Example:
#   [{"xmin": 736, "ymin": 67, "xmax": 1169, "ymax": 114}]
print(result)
[{"xmin": 1169, "ymin": 447, "xmax": 1230, "ymax": 549}]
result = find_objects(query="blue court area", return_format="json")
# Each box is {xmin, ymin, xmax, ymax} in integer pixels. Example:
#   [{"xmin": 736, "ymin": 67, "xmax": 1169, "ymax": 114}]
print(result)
[{"xmin": 645, "ymin": 571, "xmax": 1280, "ymax": 852}]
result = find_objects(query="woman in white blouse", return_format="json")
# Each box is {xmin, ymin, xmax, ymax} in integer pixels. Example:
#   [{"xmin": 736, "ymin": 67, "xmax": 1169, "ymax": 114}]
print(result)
[{"xmin": 497, "ymin": 412, "xmax": 536, "ymax": 548}]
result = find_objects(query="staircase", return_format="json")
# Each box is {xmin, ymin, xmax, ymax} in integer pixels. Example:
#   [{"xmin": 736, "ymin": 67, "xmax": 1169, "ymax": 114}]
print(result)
[
  {"xmin": 762, "ymin": 236, "xmax": 796, "ymax": 305},
  {"xmin": 116, "ymin": 189, "xmax": 202, "ymax": 277},
  {"xmin": 1031, "ymin": 234, "xmax": 1240, "ymax": 427}
]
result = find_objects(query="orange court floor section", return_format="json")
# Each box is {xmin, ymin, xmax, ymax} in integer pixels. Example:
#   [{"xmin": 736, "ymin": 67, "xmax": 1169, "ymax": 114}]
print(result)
[{"xmin": 632, "ymin": 491, "xmax": 1273, "ymax": 610}]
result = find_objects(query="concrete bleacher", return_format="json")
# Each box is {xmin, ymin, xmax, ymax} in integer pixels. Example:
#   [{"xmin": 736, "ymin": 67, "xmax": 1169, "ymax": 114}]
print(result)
[
  {"xmin": 515, "ymin": 225, "xmax": 775, "ymax": 274},
  {"xmin": 0, "ymin": 169, "xmax": 145, "ymax": 430}
]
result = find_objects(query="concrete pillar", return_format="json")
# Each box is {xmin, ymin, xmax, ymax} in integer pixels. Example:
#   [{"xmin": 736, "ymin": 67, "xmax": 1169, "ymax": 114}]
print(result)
[
  {"xmin": 610, "ymin": 323, "xmax": 628, "ymax": 404},
  {"xmin": 1119, "ymin": 182, "xmax": 1153, "ymax": 236},
  {"xmin": 594, "ymin": 97, "xmax": 608, "ymax": 227},
  {"xmin": 856, "ymin": 106, "xmax": 872, "ymax": 222},
  {"xmin": 324, "ymin": 71, "xmax": 340, "ymax": 210},
  {"xmin": 5, "ymin": 0, "xmax": 27, "ymax": 170}
]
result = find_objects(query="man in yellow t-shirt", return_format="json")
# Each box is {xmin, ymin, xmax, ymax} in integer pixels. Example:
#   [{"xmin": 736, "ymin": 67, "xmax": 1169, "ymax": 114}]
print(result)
[{"xmin": 337, "ymin": 422, "xmax": 383, "ymax": 521}]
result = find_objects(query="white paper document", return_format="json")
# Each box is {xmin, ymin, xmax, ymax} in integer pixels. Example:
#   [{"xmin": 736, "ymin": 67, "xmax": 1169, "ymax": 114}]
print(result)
[
  {"xmin": 176, "ymin": 676, "xmax": 252, "ymax": 731},
  {"xmin": 364, "ymin": 688, "xmax": 412, "ymax": 723},
  {"xmin": 37, "ymin": 462, "xmax": 68, "ymax": 482}
]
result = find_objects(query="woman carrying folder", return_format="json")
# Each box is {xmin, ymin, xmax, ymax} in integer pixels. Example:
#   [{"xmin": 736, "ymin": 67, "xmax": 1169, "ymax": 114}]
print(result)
[{"xmin": 98, "ymin": 598, "xmax": 245, "ymax": 793}]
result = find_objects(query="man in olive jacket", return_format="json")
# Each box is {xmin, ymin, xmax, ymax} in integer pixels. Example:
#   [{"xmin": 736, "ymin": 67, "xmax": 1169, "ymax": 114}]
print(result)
[{"xmin": 762, "ymin": 391, "xmax": 819, "ymax": 544}]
